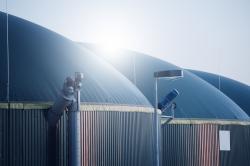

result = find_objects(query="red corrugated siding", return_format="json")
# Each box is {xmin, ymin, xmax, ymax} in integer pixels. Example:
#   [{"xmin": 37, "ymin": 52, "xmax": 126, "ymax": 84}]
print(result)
[
  {"xmin": 162, "ymin": 124, "xmax": 219, "ymax": 166},
  {"xmin": 80, "ymin": 111, "xmax": 155, "ymax": 166}
]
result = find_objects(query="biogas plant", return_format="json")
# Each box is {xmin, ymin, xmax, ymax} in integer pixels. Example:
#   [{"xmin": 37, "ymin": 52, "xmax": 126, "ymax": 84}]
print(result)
[{"xmin": 1, "ymin": 12, "xmax": 250, "ymax": 166}]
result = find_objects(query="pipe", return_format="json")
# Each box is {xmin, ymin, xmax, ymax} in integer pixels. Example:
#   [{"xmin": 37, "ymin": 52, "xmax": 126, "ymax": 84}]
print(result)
[
  {"xmin": 45, "ymin": 77, "xmax": 76, "ymax": 166},
  {"xmin": 45, "ymin": 73, "xmax": 83, "ymax": 166},
  {"xmin": 68, "ymin": 102, "xmax": 81, "ymax": 166},
  {"xmin": 154, "ymin": 77, "xmax": 160, "ymax": 166},
  {"xmin": 68, "ymin": 72, "xmax": 83, "ymax": 166},
  {"xmin": 45, "ymin": 77, "xmax": 75, "ymax": 127}
]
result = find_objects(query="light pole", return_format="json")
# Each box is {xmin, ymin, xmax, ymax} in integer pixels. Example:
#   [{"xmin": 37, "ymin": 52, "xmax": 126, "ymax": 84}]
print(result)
[{"xmin": 153, "ymin": 70, "xmax": 183, "ymax": 166}]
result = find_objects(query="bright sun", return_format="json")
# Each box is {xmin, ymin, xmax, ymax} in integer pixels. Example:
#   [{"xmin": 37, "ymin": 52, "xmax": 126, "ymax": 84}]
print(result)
[
  {"xmin": 97, "ymin": 28, "xmax": 126, "ymax": 53},
  {"xmin": 92, "ymin": 20, "xmax": 131, "ymax": 54}
]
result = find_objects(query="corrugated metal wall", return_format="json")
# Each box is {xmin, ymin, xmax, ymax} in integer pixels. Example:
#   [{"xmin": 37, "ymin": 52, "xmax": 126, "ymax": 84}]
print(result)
[
  {"xmin": 161, "ymin": 122, "xmax": 250, "ymax": 166},
  {"xmin": 219, "ymin": 125, "xmax": 250, "ymax": 166},
  {"xmin": 0, "ymin": 109, "xmax": 155, "ymax": 166},
  {"xmin": 0, "ymin": 109, "xmax": 48, "ymax": 166},
  {"xmin": 80, "ymin": 111, "xmax": 154, "ymax": 166},
  {"xmin": 0, "ymin": 109, "xmax": 69, "ymax": 166},
  {"xmin": 2, "ymin": 109, "xmax": 250, "ymax": 166},
  {"xmin": 162, "ymin": 123, "xmax": 219, "ymax": 166}
]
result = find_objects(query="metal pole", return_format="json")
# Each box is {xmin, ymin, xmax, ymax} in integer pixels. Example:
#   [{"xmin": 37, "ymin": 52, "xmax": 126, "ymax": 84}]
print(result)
[
  {"xmin": 154, "ymin": 78, "xmax": 160, "ymax": 166},
  {"xmin": 75, "ymin": 83, "xmax": 81, "ymax": 112},
  {"xmin": 6, "ymin": 0, "xmax": 10, "ymax": 104},
  {"xmin": 68, "ymin": 73, "xmax": 82, "ymax": 166}
]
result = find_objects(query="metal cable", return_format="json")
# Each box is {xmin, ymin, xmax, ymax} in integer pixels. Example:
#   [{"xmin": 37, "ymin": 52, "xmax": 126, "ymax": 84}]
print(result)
[
  {"xmin": 217, "ymin": 50, "xmax": 221, "ymax": 91},
  {"xmin": 6, "ymin": 0, "xmax": 10, "ymax": 103},
  {"xmin": 133, "ymin": 55, "xmax": 137, "ymax": 85}
]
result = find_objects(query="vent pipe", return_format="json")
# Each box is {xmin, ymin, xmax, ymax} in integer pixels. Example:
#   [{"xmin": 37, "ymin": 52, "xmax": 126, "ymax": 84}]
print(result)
[
  {"xmin": 46, "ymin": 77, "xmax": 76, "ymax": 126},
  {"xmin": 68, "ymin": 72, "xmax": 83, "ymax": 166},
  {"xmin": 45, "ymin": 72, "xmax": 83, "ymax": 166}
]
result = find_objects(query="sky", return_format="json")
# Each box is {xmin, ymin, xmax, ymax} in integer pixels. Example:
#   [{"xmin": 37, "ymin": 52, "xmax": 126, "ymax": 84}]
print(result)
[{"xmin": 1, "ymin": 0, "xmax": 250, "ymax": 85}]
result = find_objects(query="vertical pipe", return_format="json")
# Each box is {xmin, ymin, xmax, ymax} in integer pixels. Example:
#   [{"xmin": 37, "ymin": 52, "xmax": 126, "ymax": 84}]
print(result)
[
  {"xmin": 5, "ymin": 3, "xmax": 11, "ymax": 164},
  {"xmin": 5, "ymin": 0, "xmax": 10, "ymax": 103},
  {"xmin": 48, "ymin": 126, "xmax": 57, "ymax": 166},
  {"xmin": 154, "ymin": 78, "xmax": 160, "ymax": 166},
  {"xmin": 68, "ymin": 89, "xmax": 81, "ymax": 166}
]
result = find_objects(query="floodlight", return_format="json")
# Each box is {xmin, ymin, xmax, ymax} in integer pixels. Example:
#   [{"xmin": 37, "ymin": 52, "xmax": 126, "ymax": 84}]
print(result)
[
  {"xmin": 154, "ymin": 70, "xmax": 183, "ymax": 78},
  {"xmin": 158, "ymin": 89, "xmax": 179, "ymax": 111}
]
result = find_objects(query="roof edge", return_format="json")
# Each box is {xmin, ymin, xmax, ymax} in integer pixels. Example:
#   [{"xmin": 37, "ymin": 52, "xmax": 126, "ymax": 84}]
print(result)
[
  {"xmin": 163, "ymin": 118, "xmax": 250, "ymax": 125},
  {"xmin": 0, "ymin": 102, "xmax": 156, "ymax": 113}
]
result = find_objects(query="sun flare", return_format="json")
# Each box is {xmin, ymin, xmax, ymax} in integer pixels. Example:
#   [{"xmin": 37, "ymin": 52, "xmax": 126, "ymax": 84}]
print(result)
[{"xmin": 91, "ymin": 20, "xmax": 131, "ymax": 55}]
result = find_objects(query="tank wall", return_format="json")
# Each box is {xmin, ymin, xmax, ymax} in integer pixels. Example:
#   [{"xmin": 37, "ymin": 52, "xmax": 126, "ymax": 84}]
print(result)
[
  {"xmin": 162, "ymin": 123, "xmax": 219, "ymax": 166},
  {"xmin": 161, "ymin": 123, "xmax": 250, "ymax": 166},
  {"xmin": 0, "ymin": 108, "xmax": 155, "ymax": 166},
  {"xmin": 219, "ymin": 125, "xmax": 250, "ymax": 166},
  {"xmin": 80, "ymin": 111, "xmax": 154, "ymax": 166},
  {"xmin": 0, "ymin": 109, "xmax": 48, "ymax": 166}
]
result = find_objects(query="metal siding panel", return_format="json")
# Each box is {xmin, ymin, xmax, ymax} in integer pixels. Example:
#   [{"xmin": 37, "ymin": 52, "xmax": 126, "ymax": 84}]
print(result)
[
  {"xmin": 1, "ymin": 109, "xmax": 155, "ymax": 166},
  {"xmin": 79, "ymin": 111, "xmax": 155, "ymax": 166},
  {"xmin": 219, "ymin": 125, "xmax": 250, "ymax": 166},
  {"xmin": 162, "ymin": 123, "xmax": 250, "ymax": 166},
  {"xmin": 162, "ymin": 123, "xmax": 219, "ymax": 166},
  {"xmin": 0, "ymin": 109, "xmax": 49, "ymax": 166}
]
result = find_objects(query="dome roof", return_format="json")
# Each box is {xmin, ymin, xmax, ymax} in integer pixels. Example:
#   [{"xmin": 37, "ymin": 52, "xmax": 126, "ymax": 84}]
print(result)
[
  {"xmin": 0, "ymin": 12, "xmax": 151, "ymax": 106},
  {"xmin": 83, "ymin": 45, "xmax": 249, "ymax": 120},
  {"xmin": 189, "ymin": 70, "xmax": 250, "ymax": 116}
]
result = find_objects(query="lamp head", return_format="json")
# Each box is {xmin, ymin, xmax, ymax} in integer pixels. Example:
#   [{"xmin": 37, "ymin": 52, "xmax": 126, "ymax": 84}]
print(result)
[
  {"xmin": 158, "ymin": 89, "xmax": 179, "ymax": 111},
  {"xmin": 154, "ymin": 70, "xmax": 183, "ymax": 78}
]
